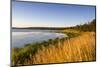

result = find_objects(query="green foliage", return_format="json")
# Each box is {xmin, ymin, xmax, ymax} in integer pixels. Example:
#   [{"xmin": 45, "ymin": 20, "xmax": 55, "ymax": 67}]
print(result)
[
  {"xmin": 63, "ymin": 32, "xmax": 80, "ymax": 38},
  {"xmin": 12, "ymin": 44, "xmax": 41, "ymax": 65},
  {"xmin": 69, "ymin": 19, "xmax": 96, "ymax": 32}
]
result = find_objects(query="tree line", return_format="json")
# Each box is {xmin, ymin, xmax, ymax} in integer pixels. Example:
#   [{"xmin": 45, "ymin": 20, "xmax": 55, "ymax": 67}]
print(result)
[{"xmin": 68, "ymin": 19, "xmax": 96, "ymax": 32}]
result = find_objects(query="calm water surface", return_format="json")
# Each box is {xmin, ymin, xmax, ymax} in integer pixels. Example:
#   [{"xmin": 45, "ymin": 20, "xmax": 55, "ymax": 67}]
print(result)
[{"xmin": 12, "ymin": 29, "xmax": 67, "ymax": 48}]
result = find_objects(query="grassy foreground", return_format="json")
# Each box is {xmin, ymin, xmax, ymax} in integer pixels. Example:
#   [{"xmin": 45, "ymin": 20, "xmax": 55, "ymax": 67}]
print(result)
[
  {"xmin": 12, "ymin": 32, "xmax": 96, "ymax": 66},
  {"xmin": 28, "ymin": 32, "xmax": 96, "ymax": 64}
]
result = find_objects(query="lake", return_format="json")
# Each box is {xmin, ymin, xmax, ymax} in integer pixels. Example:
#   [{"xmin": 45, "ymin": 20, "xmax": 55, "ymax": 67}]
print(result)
[{"xmin": 12, "ymin": 29, "xmax": 67, "ymax": 48}]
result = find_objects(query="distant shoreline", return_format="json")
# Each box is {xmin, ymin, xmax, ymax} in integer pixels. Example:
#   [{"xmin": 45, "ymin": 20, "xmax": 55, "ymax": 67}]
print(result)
[{"xmin": 12, "ymin": 27, "xmax": 71, "ymax": 30}]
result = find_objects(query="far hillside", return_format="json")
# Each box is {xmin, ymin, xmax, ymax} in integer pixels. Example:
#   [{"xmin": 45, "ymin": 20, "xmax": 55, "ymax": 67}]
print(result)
[
  {"xmin": 69, "ymin": 19, "xmax": 96, "ymax": 32},
  {"xmin": 12, "ymin": 19, "xmax": 96, "ymax": 32}
]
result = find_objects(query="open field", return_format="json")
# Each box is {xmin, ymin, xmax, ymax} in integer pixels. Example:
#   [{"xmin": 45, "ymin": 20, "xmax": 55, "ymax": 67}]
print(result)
[{"xmin": 12, "ymin": 31, "xmax": 96, "ymax": 65}]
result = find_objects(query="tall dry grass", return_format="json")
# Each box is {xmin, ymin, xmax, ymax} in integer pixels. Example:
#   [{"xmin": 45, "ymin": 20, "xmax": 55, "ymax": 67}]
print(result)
[{"xmin": 26, "ymin": 32, "xmax": 96, "ymax": 64}]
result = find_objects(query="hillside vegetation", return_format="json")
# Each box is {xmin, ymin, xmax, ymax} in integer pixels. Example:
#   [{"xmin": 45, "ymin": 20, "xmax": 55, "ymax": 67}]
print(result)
[
  {"xmin": 68, "ymin": 19, "xmax": 96, "ymax": 32},
  {"xmin": 12, "ymin": 19, "xmax": 96, "ymax": 66},
  {"xmin": 28, "ymin": 32, "xmax": 95, "ymax": 64}
]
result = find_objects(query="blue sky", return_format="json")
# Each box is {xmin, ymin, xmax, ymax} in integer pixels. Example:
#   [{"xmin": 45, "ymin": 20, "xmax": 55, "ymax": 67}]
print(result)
[{"xmin": 12, "ymin": 1, "xmax": 95, "ymax": 27}]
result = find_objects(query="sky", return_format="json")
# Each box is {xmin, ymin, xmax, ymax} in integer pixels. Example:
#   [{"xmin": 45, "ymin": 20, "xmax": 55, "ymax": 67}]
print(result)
[{"xmin": 12, "ymin": 1, "xmax": 96, "ymax": 27}]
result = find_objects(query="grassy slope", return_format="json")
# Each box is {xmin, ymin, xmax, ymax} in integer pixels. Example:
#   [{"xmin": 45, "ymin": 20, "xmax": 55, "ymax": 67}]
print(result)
[
  {"xmin": 12, "ymin": 30, "xmax": 96, "ymax": 65},
  {"xmin": 12, "ymin": 29, "xmax": 80, "ymax": 65},
  {"xmin": 27, "ymin": 32, "xmax": 96, "ymax": 64}
]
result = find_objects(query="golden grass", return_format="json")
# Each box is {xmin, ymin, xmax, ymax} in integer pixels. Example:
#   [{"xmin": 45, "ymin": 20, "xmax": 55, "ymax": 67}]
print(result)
[
  {"xmin": 27, "ymin": 32, "xmax": 96, "ymax": 64},
  {"xmin": 61, "ymin": 29, "xmax": 80, "ymax": 33}
]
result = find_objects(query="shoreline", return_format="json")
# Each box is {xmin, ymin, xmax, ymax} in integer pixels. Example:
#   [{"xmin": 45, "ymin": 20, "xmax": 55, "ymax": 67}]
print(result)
[
  {"xmin": 12, "ymin": 30, "xmax": 81, "ymax": 65},
  {"xmin": 12, "ymin": 31, "xmax": 96, "ymax": 66}
]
